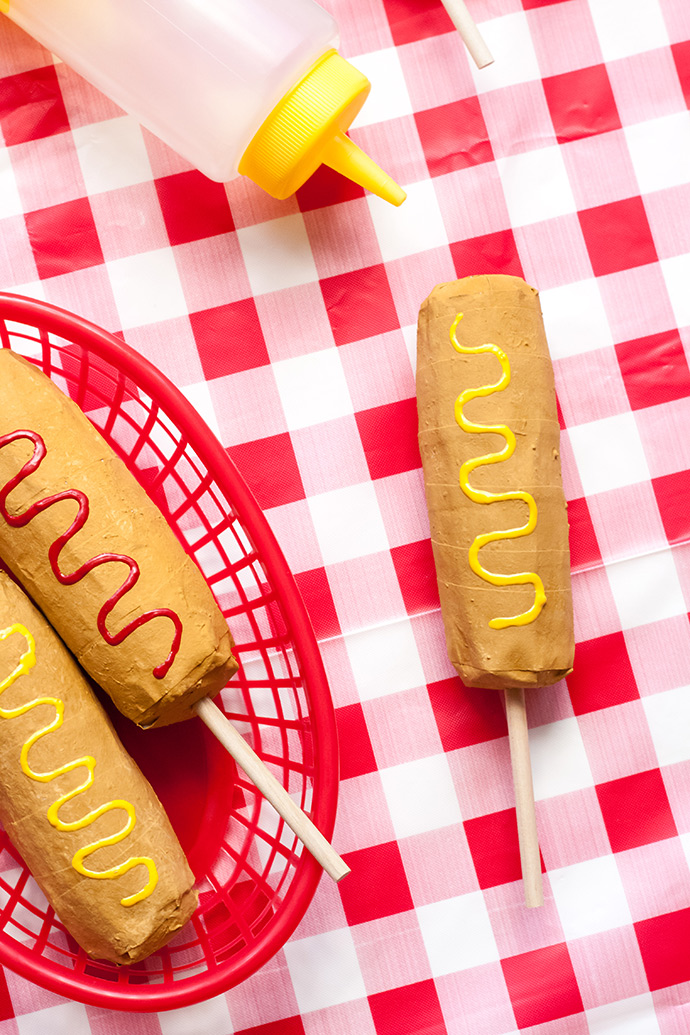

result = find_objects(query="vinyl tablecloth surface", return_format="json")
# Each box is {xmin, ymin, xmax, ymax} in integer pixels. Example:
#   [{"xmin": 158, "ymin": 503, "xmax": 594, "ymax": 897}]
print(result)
[{"xmin": 2, "ymin": 0, "xmax": 690, "ymax": 1032}]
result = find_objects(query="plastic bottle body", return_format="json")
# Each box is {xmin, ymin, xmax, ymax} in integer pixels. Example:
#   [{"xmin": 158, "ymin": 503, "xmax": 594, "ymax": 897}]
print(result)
[{"xmin": 5, "ymin": 0, "xmax": 339, "ymax": 182}]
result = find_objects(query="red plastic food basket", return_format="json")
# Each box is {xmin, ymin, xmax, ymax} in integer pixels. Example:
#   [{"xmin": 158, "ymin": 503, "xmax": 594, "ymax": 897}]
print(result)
[{"xmin": 0, "ymin": 293, "xmax": 340, "ymax": 1011}]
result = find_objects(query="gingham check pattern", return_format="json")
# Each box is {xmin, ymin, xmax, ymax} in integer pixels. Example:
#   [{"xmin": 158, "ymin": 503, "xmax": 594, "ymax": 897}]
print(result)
[{"xmin": 2, "ymin": 0, "xmax": 690, "ymax": 1031}]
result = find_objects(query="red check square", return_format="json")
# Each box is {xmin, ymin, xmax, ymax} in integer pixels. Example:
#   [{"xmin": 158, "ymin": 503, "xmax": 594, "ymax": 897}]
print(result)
[
  {"xmin": 293, "ymin": 567, "xmax": 341, "ymax": 640},
  {"xmin": 155, "ymin": 169, "xmax": 235, "ymax": 245},
  {"xmin": 596, "ymin": 769, "xmax": 677, "ymax": 853},
  {"xmin": 578, "ymin": 197, "xmax": 658, "ymax": 277},
  {"xmin": 556, "ymin": 393, "xmax": 566, "ymax": 430},
  {"xmin": 321, "ymin": 265, "xmax": 399, "ymax": 346},
  {"xmin": 227, "ymin": 432, "xmax": 304, "ymax": 509},
  {"xmin": 428, "ymin": 678, "xmax": 506, "ymax": 752},
  {"xmin": 335, "ymin": 703, "xmax": 378, "ymax": 780},
  {"xmin": 296, "ymin": 162, "xmax": 365, "ymax": 211},
  {"xmin": 339, "ymin": 842, "xmax": 414, "ymax": 924},
  {"xmin": 636, "ymin": 908, "xmax": 690, "ymax": 991},
  {"xmin": 26, "ymin": 198, "xmax": 104, "ymax": 279},
  {"xmin": 502, "ymin": 944, "xmax": 583, "ymax": 1027},
  {"xmin": 0, "ymin": 65, "xmax": 69, "ymax": 146},
  {"xmin": 522, "ymin": 0, "xmax": 571, "ymax": 7},
  {"xmin": 567, "ymin": 631, "xmax": 639, "ymax": 715},
  {"xmin": 464, "ymin": 808, "xmax": 525, "ymax": 889},
  {"xmin": 391, "ymin": 538, "xmax": 441, "ymax": 616},
  {"xmin": 654, "ymin": 469, "xmax": 690, "ymax": 545},
  {"xmin": 566, "ymin": 496, "xmax": 602, "ymax": 571},
  {"xmin": 190, "ymin": 297, "xmax": 269, "ymax": 378},
  {"xmin": 235, "ymin": 1019, "xmax": 305, "ymax": 1035},
  {"xmin": 356, "ymin": 398, "xmax": 421, "ymax": 480},
  {"xmin": 381, "ymin": 0, "xmax": 453, "ymax": 45},
  {"xmin": 415, "ymin": 98, "xmax": 493, "ymax": 178},
  {"xmin": 672, "ymin": 42, "xmax": 690, "ymax": 109},
  {"xmin": 544, "ymin": 65, "xmax": 621, "ymax": 143},
  {"xmin": 451, "ymin": 230, "xmax": 524, "ymax": 280},
  {"xmin": 369, "ymin": 979, "xmax": 445, "ymax": 1035},
  {"xmin": 0, "ymin": 968, "xmax": 13, "ymax": 1023},
  {"xmin": 616, "ymin": 330, "xmax": 690, "ymax": 411}
]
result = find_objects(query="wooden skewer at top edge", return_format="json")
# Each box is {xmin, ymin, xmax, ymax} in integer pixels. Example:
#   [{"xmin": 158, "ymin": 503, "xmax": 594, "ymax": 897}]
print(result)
[
  {"xmin": 440, "ymin": 0, "xmax": 494, "ymax": 68},
  {"xmin": 504, "ymin": 688, "xmax": 543, "ymax": 907},
  {"xmin": 194, "ymin": 696, "xmax": 350, "ymax": 884}
]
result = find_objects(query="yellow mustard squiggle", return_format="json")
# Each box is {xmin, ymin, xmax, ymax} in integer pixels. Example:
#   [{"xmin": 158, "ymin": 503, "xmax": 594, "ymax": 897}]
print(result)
[
  {"xmin": 450, "ymin": 312, "xmax": 546, "ymax": 628},
  {"xmin": 0, "ymin": 624, "xmax": 157, "ymax": 906}
]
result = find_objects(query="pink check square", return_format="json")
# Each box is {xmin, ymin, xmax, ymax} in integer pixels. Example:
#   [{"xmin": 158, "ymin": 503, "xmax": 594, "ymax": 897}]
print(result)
[
  {"xmin": 351, "ymin": 913, "xmax": 433, "ymax": 994},
  {"xmin": 526, "ymin": 1, "xmax": 602, "ymax": 78},
  {"xmin": 537, "ymin": 787, "xmax": 612, "ymax": 871},
  {"xmin": 568, "ymin": 926, "xmax": 648, "ymax": 1009}
]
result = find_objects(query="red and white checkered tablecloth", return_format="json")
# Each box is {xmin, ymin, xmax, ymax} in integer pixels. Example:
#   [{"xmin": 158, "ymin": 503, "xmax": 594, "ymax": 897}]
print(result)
[{"xmin": 2, "ymin": 0, "xmax": 690, "ymax": 1031}]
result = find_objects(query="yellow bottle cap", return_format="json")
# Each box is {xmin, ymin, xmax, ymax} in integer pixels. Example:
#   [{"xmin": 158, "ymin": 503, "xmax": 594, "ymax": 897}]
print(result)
[{"xmin": 239, "ymin": 50, "xmax": 406, "ymax": 206}]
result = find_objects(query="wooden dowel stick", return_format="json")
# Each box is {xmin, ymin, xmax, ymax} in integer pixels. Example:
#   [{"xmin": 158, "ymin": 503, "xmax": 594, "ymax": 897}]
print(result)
[
  {"xmin": 441, "ymin": 0, "xmax": 494, "ymax": 69},
  {"xmin": 194, "ymin": 696, "xmax": 350, "ymax": 883},
  {"xmin": 504, "ymin": 688, "xmax": 542, "ymax": 908}
]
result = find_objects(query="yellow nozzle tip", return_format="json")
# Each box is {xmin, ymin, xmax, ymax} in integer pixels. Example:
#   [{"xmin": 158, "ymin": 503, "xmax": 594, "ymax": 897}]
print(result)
[
  {"xmin": 322, "ymin": 132, "xmax": 406, "ymax": 207},
  {"xmin": 380, "ymin": 178, "xmax": 407, "ymax": 207}
]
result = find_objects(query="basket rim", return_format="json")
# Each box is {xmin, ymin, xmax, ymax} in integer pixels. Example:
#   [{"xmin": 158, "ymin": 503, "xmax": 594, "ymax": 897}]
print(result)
[{"xmin": 0, "ymin": 291, "xmax": 340, "ymax": 1011}]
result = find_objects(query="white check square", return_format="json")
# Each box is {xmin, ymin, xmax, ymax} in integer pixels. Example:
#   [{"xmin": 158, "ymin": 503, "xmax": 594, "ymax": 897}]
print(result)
[
  {"xmin": 345, "ymin": 618, "xmax": 426, "ymax": 702},
  {"xmin": 540, "ymin": 279, "xmax": 613, "ymax": 360},
  {"xmin": 529, "ymin": 716, "xmax": 593, "ymax": 800},
  {"xmin": 159, "ymin": 994, "xmax": 232, "ymax": 1035},
  {"xmin": 625, "ymin": 112, "xmax": 690, "ymax": 195},
  {"xmin": 350, "ymin": 48, "xmax": 413, "ymax": 126},
  {"xmin": 662, "ymin": 253, "xmax": 690, "ymax": 329},
  {"xmin": 107, "ymin": 248, "xmax": 188, "ymax": 328},
  {"xmin": 368, "ymin": 179, "xmax": 447, "ymax": 262},
  {"xmin": 644, "ymin": 685, "xmax": 690, "ymax": 766},
  {"xmin": 497, "ymin": 147, "xmax": 576, "ymax": 227},
  {"xmin": 0, "ymin": 150, "xmax": 23, "ymax": 219},
  {"xmin": 380, "ymin": 754, "xmax": 462, "ymax": 838},
  {"xmin": 17, "ymin": 1002, "xmax": 91, "ymax": 1035},
  {"xmin": 179, "ymin": 381, "xmax": 222, "ymax": 441},
  {"xmin": 237, "ymin": 213, "xmax": 318, "ymax": 295},
  {"xmin": 607, "ymin": 550, "xmax": 686, "ymax": 630},
  {"xmin": 567, "ymin": 412, "xmax": 650, "ymax": 496},
  {"xmin": 284, "ymin": 928, "xmax": 367, "ymax": 1013},
  {"xmin": 417, "ymin": 892, "xmax": 499, "ymax": 975},
  {"xmin": 586, "ymin": 993, "xmax": 662, "ymax": 1035},
  {"xmin": 273, "ymin": 348, "xmax": 353, "ymax": 431},
  {"xmin": 589, "ymin": 0, "xmax": 669, "ymax": 60},
  {"xmin": 308, "ymin": 481, "xmax": 388, "ymax": 564},
  {"xmin": 469, "ymin": 12, "xmax": 540, "ymax": 93},
  {"xmin": 401, "ymin": 323, "xmax": 417, "ymax": 370},
  {"xmin": 550, "ymin": 856, "xmax": 632, "ymax": 939},
  {"xmin": 73, "ymin": 116, "xmax": 153, "ymax": 193}
]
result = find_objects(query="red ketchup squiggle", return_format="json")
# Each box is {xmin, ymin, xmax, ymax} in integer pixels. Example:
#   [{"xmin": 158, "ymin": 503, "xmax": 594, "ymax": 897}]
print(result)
[{"xmin": 0, "ymin": 429, "xmax": 182, "ymax": 679}]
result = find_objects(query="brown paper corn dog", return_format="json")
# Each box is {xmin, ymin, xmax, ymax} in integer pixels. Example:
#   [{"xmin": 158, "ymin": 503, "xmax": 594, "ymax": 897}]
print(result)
[
  {"xmin": 0, "ymin": 351, "xmax": 349, "ymax": 883},
  {"xmin": 0, "ymin": 350, "xmax": 237, "ymax": 729},
  {"xmin": 417, "ymin": 275, "xmax": 574, "ymax": 905},
  {"xmin": 0, "ymin": 570, "xmax": 197, "ymax": 964}
]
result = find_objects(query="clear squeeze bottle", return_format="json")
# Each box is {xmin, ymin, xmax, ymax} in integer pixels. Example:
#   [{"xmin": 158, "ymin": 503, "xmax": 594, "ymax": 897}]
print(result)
[{"xmin": 2, "ymin": 0, "xmax": 406, "ymax": 205}]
